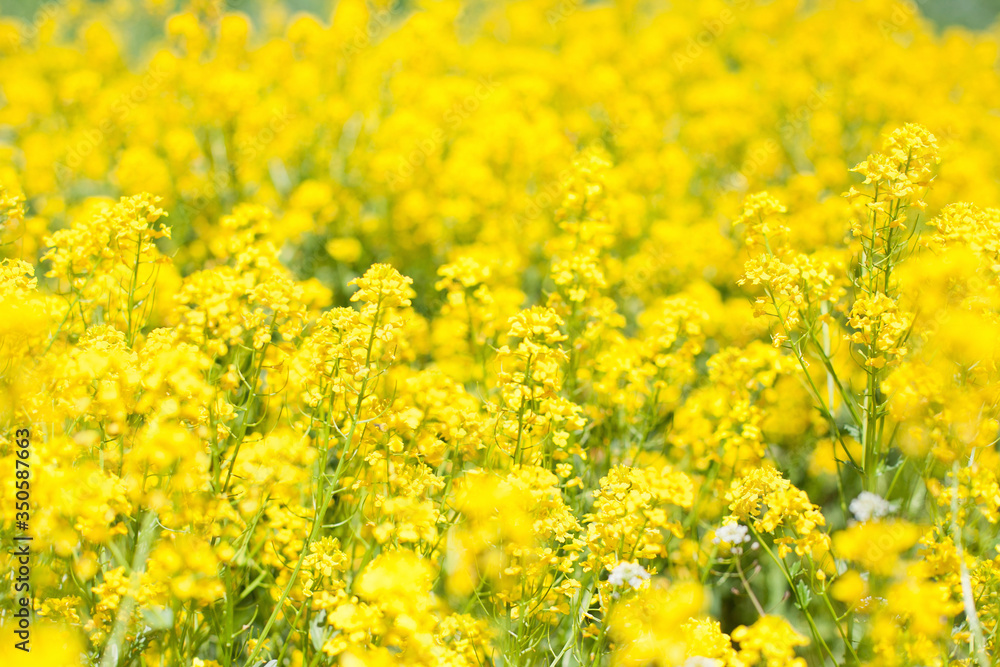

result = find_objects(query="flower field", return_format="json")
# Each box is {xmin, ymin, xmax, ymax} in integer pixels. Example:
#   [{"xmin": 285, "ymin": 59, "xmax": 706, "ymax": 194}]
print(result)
[{"xmin": 2, "ymin": 0, "xmax": 1000, "ymax": 665}]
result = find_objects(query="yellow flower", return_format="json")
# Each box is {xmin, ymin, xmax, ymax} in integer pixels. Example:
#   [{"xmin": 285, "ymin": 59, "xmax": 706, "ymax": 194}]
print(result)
[
  {"xmin": 731, "ymin": 616, "xmax": 808, "ymax": 667},
  {"xmin": 830, "ymin": 570, "xmax": 867, "ymax": 607},
  {"xmin": 609, "ymin": 582, "xmax": 706, "ymax": 667},
  {"xmin": 832, "ymin": 520, "xmax": 923, "ymax": 576}
]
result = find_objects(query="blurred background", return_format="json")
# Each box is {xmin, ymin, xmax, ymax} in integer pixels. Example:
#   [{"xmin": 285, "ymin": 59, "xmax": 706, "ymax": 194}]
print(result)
[
  {"xmin": 3, "ymin": 0, "xmax": 1000, "ymax": 29},
  {"xmin": 920, "ymin": 0, "xmax": 1000, "ymax": 26}
]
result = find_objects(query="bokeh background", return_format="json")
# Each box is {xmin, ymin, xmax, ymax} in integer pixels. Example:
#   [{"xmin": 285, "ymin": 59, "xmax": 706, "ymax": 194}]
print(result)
[
  {"xmin": 4, "ymin": 0, "xmax": 1000, "ymax": 33},
  {"xmin": 3, "ymin": 0, "xmax": 1000, "ymax": 27}
]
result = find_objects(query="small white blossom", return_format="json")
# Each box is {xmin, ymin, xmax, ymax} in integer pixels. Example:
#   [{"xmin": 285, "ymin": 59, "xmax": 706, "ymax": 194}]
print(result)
[
  {"xmin": 607, "ymin": 561, "xmax": 650, "ymax": 590},
  {"xmin": 712, "ymin": 522, "xmax": 751, "ymax": 547},
  {"xmin": 849, "ymin": 492, "xmax": 897, "ymax": 522},
  {"xmin": 683, "ymin": 658, "xmax": 721, "ymax": 667}
]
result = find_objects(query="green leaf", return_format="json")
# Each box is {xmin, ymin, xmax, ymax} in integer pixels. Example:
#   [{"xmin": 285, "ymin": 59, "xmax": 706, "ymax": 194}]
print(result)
[
  {"xmin": 141, "ymin": 606, "xmax": 173, "ymax": 630},
  {"xmin": 310, "ymin": 611, "xmax": 331, "ymax": 651},
  {"xmin": 795, "ymin": 580, "xmax": 813, "ymax": 607}
]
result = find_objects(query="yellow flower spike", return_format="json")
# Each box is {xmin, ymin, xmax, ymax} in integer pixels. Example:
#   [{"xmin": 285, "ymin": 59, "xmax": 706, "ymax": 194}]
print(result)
[
  {"xmin": 731, "ymin": 616, "xmax": 809, "ymax": 667},
  {"xmin": 349, "ymin": 263, "xmax": 416, "ymax": 311},
  {"xmin": 609, "ymin": 581, "xmax": 706, "ymax": 667}
]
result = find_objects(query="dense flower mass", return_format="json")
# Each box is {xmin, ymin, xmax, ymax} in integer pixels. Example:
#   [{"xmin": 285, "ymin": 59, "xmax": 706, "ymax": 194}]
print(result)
[{"xmin": 1, "ymin": 1, "xmax": 1000, "ymax": 666}]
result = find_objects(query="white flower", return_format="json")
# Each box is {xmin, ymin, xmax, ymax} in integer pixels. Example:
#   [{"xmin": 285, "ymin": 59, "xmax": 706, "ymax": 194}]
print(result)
[
  {"xmin": 683, "ymin": 657, "xmax": 721, "ymax": 667},
  {"xmin": 607, "ymin": 561, "xmax": 650, "ymax": 590},
  {"xmin": 712, "ymin": 522, "xmax": 751, "ymax": 547},
  {"xmin": 849, "ymin": 492, "xmax": 897, "ymax": 522}
]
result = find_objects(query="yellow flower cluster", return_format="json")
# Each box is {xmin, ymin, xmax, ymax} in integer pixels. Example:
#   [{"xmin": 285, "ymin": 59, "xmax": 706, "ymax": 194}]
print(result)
[{"xmin": 1, "ymin": 1, "xmax": 999, "ymax": 666}]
